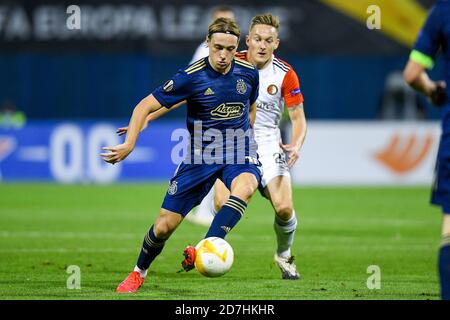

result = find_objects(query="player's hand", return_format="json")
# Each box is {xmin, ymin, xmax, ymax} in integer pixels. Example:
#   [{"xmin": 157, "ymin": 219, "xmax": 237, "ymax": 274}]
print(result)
[
  {"xmin": 100, "ymin": 142, "xmax": 134, "ymax": 164},
  {"xmin": 280, "ymin": 142, "xmax": 300, "ymax": 168},
  {"xmin": 429, "ymin": 81, "xmax": 447, "ymax": 107}
]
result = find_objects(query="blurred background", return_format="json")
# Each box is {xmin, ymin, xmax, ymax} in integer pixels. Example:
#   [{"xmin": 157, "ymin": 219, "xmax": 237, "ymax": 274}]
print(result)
[{"xmin": 0, "ymin": 0, "xmax": 445, "ymax": 185}]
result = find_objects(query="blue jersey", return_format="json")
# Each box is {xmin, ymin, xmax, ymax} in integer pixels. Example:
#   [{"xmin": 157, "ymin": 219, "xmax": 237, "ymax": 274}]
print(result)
[
  {"xmin": 152, "ymin": 57, "xmax": 259, "ymax": 164},
  {"xmin": 412, "ymin": 0, "xmax": 450, "ymax": 132}
]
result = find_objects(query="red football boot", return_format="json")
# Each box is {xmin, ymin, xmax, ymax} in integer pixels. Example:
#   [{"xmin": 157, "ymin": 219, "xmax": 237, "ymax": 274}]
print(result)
[
  {"xmin": 116, "ymin": 271, "xmax": 145, "ymax": 293},
  {"xmin": 181, "ymin": 245, "xmax": 196, "ymax": 272}
]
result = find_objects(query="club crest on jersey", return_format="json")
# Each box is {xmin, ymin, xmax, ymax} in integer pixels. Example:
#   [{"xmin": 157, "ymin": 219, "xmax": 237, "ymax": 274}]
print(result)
[
  {"xmin": 168, "ymin": 180, "xmax": 178, "ymax": 195},
  {"xmin": 236, "ymin": 79, "xmax": 247, "ymax": 94},
  {"xmin": 210, "ymin": 102, "xmax": 245, "ymax": 120},
  {"xmin": 267, "ymin": 84, "xmax": 278, "ymax": 95},
  {"xmin": 163, "ymin": 80, "xmax": 174, "ymax": 92}
]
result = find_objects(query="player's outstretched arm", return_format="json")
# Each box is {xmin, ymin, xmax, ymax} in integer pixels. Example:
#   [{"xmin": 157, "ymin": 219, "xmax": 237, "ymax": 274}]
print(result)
[
  {"xmin": 280, "ymin": 103, "xmax": 307, "ymax": 168},
  {"xmin": 101, "ymin": 94, "xmax": 162, "ymax": 164},
  {"xmin": 116, "ymin": 100, "xmax": 186, "ymax": 136},
  {"xmin": 403, "ymin": 59, "xmax": 447, "ymax": 106}
]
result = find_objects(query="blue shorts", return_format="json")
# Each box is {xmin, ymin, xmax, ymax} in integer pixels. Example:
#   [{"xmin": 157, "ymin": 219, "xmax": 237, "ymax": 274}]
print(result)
[
  {"xmin": 431, "ymin": 134, "xmax": 450, "ymax": 214},
  {"xmin": 161, "ymin": 162, "xmax": 262, "ymax": 216}
]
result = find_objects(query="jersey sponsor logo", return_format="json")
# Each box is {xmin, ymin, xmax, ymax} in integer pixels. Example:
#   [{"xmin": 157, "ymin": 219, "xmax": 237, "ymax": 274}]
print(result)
[
  {"xmin": 168, "ymin": 180, "xmax": 178, "ymax": 195},
  {"xmin": 210, "ymin": 102, "xmax": 245, "ymax": 120},
  {"xmin": 204, "ymin": 87, "xmax": 215, "ymax": 96},
  {"xmin": 163, "ymin": 80, "xmax": 174, "ymax": 92},
  {"xmin": 374, "ymin": 133, "xmax": 433, "ymax": 174},
  {"xmin": 256, "ymin": 101, "xmax": 278, "ymax": 114},
  {"xmin": 236, "ymin": 79, "xmax": 247, "ymax": 94},
  {"xmin": 290, "ymin": 88, "xmax": 301, "ymax": 96},
  {"xmin": 267, "ymin": 84, "xmax": 278, "ymax": 95}
]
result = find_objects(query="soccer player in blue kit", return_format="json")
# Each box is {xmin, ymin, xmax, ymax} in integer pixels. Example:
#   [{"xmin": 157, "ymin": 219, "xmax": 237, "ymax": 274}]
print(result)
[
  {"xmin": 403, "ymin": 0, "xmax": 450, "ymax": 300},
  {"xmin": 100, "ymin": 18, "xmax": 261, "ymax": 293}
]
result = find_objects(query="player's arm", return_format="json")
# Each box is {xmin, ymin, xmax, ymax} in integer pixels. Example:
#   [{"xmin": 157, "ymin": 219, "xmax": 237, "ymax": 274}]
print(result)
[
  {"xmin": 101, "ymin": 94, "xmax": 162, "ymax": 164},
  {"xmin": 117, "ymin": 100, "xmax": 186, "ymax": 136},
  {"xmin": 403, "ymin": 58, "xmax": 446, "ymax": 106},
  {"xmin": 403, "ymin": 4, "xmax": 446, "ymax": 106},
  {"xmin": 281, "ymin": 103, "xmax": 307, "ymax": 168},
  {"xmin": 249, "ymin": 101, "xmax": 257, "ymax": 127},
  {"xmin": 280, "ymin": 67, "xmax": 305, "ymax": 167}
]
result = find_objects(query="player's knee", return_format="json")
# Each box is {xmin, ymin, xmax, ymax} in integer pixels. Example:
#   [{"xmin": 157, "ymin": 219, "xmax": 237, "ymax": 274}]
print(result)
[
  {"xmin": 154, "ymin": 216, "xmax": 178, "ymax": 239},
  {"xmin": 214, "ymin": 195, "xmax": 227, "ymax": 213},
  {"xmin": 153, "ymin": 221, "xmax": 171, "ymax": 239},
  {"xmin": 274, "ymin": 203, "xmax": 293, "ymax": 221},
  {"xmin": 239, "ymin": 185, "xmax": 257, "ymax": 202}
]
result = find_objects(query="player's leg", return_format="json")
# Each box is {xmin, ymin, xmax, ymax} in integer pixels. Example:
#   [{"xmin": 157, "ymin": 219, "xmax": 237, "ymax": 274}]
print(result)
[
  {"xmin": 263, "ymin": 175, "xmax": 300, "ymax": 280},
  {"xmin": 117, "ymin": 163, "xmax": 217, "ymax": 291},
  {"xmin": 213, "ymin": 179, "xmax": 230, "ymax": 213},
  {"xmin": 205, "ymin": 165, "xmax": 260, "ymax": 239},
  {"xmin": 181, "ymin": 164, "xmax": 260, "ymax": 272},
  {"xmin": 116, "ymin": 208, "xmax": 183, "ymax": 293},
  {"xmin": 184, "ymin": 187, "xmax": 215, "ymax": 226},
  {"xmin": 439, "ymin": 212, "xmax": 450, "ymax": 299},
  {"xmin": 431, "ymin": 140, "xmax": 450, "ymax": 300},
  {"xmin": 185, "ymin": 179, "xmax": 230, "ymax": 226},
  {"xmin": 134, "ymin": 209, "xmax": 183, "ymax": 275}
]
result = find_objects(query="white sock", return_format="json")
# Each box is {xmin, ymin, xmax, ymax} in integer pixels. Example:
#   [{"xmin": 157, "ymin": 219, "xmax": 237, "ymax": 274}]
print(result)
[
  {"xmin": 134, "ymin": 265, "xmax": 148, "ymax": 278},
  {"xmin": 273, "ymin": 211, "xmax": 298, "ymax": 259}
]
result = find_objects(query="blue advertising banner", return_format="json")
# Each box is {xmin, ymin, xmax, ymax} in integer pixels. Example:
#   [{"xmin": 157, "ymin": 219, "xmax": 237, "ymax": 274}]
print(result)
[{"xmin": 0, "ymin": 120, "xmax": 188, "ymax": 183}]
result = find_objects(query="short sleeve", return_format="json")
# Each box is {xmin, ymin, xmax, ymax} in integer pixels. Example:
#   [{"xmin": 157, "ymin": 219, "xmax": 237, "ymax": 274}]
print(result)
[
  {"xmin": 411, "ymin": 5, "xmax": 443, "ymax": 69},
  {"xmin": 152, "ymin": 70, "xmax": 192, "ymax": 108},
  {"xmin": 281, "ymin": 68, "xmax": 304, "ymax": 108}
]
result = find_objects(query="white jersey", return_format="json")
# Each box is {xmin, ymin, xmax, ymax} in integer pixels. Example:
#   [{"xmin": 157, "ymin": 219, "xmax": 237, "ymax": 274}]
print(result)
[
  {"xmin": 235, "ymin": 51, "xmax": 304, "ymax": 144},
  {"xmin": 235, "ymin": 51, "xmax": 304, "ymax": 187}
]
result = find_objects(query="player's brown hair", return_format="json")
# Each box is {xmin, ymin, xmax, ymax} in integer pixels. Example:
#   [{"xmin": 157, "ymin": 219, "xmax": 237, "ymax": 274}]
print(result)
[
  {"xmin": 207, "ymin": 17, "xmax": 240, "ymax": 39},
  {"xmin": 249, "ymin": 13, "xmax": 280, "ymax": 31}
]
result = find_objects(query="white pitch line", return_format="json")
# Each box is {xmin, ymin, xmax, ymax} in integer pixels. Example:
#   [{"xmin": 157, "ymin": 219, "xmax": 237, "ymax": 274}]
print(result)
[
  {"xmin": 0, "ymin": 231, "xmax": 140, "ymax": 239},
  {"xmin": 0, "ymin": 247, "xmax": 162, "ymax": 254}
]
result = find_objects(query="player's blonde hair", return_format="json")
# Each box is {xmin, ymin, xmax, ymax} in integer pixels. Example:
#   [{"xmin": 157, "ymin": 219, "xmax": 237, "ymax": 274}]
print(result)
[
  {"xmin": 207, "ymin": 17, "xmax": 240, "ymax": 39},
  {"xmin": 249, "ymin": 13, "xmax": 280, "ymax": 32}
]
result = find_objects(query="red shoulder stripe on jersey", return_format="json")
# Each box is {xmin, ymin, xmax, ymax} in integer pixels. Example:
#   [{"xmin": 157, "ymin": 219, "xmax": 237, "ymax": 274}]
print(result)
[
  {"xmin": 235, "ymin": 51, "xmax": 248, "ymax": 61},
  {"xmin": 274, "ymin": 56, "xmax": 293, "ymax": 69}
]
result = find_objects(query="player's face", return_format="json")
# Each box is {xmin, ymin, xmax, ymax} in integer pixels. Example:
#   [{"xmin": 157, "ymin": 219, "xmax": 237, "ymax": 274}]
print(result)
[
  {"xmin": 246, "ymin": 24, "xmax": 280, "ymax": 69},
  {"xmin": 207, "ymin": 33, "xmax": 239, "ymax": 73}
]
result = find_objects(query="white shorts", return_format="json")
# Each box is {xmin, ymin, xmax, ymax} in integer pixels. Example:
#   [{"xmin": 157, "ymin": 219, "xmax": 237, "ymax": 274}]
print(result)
[{"xmin": 257, "ymin": 139, "xmax": 291, "ymax": 189}]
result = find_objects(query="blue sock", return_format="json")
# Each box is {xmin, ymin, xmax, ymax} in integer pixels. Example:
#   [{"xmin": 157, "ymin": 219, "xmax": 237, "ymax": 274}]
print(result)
[
  {"xmin": 205, "ymin": 195, "xmax": 247, "ymax": 239},
  {"xmin": 136, "ymin": 226, "xmax": 166, "ymax": 270},
  {"xmin": 439, "ymin": 236, "xmax": 450, "ymax": 300}
]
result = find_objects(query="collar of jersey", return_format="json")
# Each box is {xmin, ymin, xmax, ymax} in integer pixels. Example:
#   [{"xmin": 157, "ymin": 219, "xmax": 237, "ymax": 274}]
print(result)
[{"xmin": 205, "ymin": 57, "xmax": 235, "ymax": 77}]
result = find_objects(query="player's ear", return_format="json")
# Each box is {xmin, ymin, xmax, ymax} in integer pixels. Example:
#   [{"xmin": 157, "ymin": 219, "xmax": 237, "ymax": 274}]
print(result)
[
  {"xmin": 274, "ymin": 38, "xmax": 280, "ymax": 51},
  {"xmin": 245, "ymin": 34, "xmax": 250, "ymax": 46}
]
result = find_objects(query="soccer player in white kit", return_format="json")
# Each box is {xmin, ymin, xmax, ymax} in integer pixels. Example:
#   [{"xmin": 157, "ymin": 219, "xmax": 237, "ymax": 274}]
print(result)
[
  {"xmin": 212, "ymin": 14, "xmax": 307, "ymax": 279},
  {"xmin": 117, "ymin": 13, "xmax": 307, "ymax": 279}
]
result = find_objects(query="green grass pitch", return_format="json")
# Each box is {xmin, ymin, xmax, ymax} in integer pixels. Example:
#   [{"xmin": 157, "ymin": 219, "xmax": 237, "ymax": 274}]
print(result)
[{"xmin": 0, "ymin": 184, "xmax": 443, "ymax": 300}]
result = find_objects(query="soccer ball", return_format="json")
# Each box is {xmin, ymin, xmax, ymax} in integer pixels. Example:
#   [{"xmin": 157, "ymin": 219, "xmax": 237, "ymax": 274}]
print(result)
[{"xmin": 194, "ymin": 237, "xmax": 234, "ymax": 277}]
